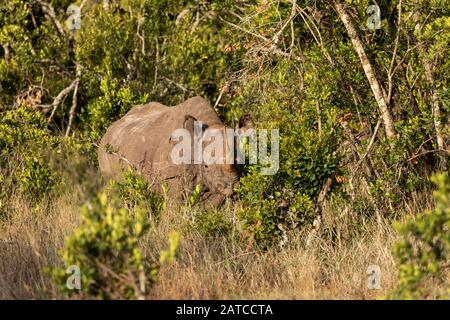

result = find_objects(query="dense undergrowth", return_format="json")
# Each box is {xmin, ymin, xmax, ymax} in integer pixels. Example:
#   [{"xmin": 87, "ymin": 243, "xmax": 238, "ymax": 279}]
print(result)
[{"xmin": 0, "ymin": 0, "xmax": 449, "ymax": 299}]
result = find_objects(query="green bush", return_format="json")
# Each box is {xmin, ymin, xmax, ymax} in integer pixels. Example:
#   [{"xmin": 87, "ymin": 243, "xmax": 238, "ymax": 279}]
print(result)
[
  {"xmin": 0, "ymin": 106, "xmax": 61, "ymax": 199},
  {"xmin": 53, "ymin": 192, "xmax": 156, "ymax": 299},
  {"xmin": 108, "ymin": 169, "xmax": 166, "ymax": 216},
  {"xmin": 188, "ymin": 184, "xmax": 203, "ymax": 207},
  {"xmin": 81, "ymin": 78, "xmax": 148, "ymax": 140},
  {"xmin": 0, "ymin": 0, "xmax": 68, "ymax": 107},
  {"xmin": 391, "ymin": 173, "xmax": 450, "ymax": 299},
  {"xmin": 159, "ymin": 231, "xmax": 181, "ymax": 265},
  {"xmin": 193, "ymin": 209, "xmax": 233, "ymax": 239},
  {"xmin": 0, "ymin": 106, "xmax": 100, "ymax": 203},
  {"xmin": 368, "ymin": 115, "xmax": 436, "ymax": 213},
  {"xmin": 237, "ymin": 109, "xmax": 341, "ymax": 247}
]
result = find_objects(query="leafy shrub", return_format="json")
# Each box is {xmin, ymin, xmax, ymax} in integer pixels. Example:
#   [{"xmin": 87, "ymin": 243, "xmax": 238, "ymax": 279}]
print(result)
[
  {"xmin": 391, "ymin": 173, "xmax": 450, "ymax": 299},
  {"xmin": 193, "ymin": 209, "xmax": 233, "ymax": 239},
  {"xmin": 108, "ymin": 169, "xmax": 165, "ymax": 216},
  {"xmin": 19, "ymin": 155, "xmax": 59, "ymax": 197},
  {"xmin": 0, "ymin": 106, "xmax": 100, "ymax": 203},
  {"xmin": 159, "ymin": 0, "xmax": 238, "ymax": 106},
  {"xmin": 81, "ymin": 78, "xmax": 148, "ymax": 140},
  {"xmin": 53, "ymin": 192, "xmax": 156, "ymax": 299},
  {"xmin": 0, "ymin": 106, "xmax": 61, "ymax": 199},
  {"xmin": 225, "ymin": 52, "xmax": 344, "ymax": 247},
  {"xmin": 159, "ymin": 231, "xmax": 181, "ymax": 265},
  {"xmin": 188, "ymin": 184, "xmax": 203, "ymax": 207},
  {"xmin": 237, "ymin": 112, "xmax": 341, "ymax": 247},
  {"xmin": 368, "ymin": 116, "xmax": 436, "ymax": 213},
  {"xmin": 0, "ymin": 0, "xmax": 68, "ymax": 108}
]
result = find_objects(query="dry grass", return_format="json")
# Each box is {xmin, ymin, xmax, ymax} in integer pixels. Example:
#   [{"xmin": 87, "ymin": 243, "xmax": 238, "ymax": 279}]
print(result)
[
  {"xmin": 0, "ymin": 191, "xmax": 80, "ymax": 299},
  {"xmin": 147, "ymin": 202, "xmax": 399, "ymax": 299},
  {"xmin": 0, "ymin": 183, "xmax": 412, "ymax": 300}
]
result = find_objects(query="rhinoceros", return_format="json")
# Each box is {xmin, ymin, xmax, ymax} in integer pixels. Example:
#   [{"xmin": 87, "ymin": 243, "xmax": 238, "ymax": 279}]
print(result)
[{"xmin": 98, "ymin": 96, "xmax": 244, "ymax": 207}]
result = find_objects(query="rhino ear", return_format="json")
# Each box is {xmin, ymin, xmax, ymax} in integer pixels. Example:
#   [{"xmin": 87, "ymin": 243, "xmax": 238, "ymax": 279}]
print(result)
[
  {"xmin": 169, "ymin": 115, "xmax": 198, "ymax": 146},
  {"xmin": 183, "ymin": 115, "xmax": 197, "ymax": 135},
  {"xmin": 184, "ymin": 115, "xmax": 209, "ymax": 134}
]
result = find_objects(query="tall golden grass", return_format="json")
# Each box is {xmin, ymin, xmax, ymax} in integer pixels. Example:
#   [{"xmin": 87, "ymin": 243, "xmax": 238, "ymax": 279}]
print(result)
[{"xmin": 2, "ymin": 181, "xmax": 432, "ymax": 300}]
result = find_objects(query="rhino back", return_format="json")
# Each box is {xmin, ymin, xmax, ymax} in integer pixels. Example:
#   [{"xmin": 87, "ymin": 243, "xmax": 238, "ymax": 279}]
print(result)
[
  {"xmin": 98, "ymin": 96, "xmax": 222, "ymax": 181},
  {"xmin": 178, "ymin": 96, "xmax": 223, "ymax": 126},
  {"xmin": 99, "ymin": 102, "xmax": 178, "ymax": 178}
]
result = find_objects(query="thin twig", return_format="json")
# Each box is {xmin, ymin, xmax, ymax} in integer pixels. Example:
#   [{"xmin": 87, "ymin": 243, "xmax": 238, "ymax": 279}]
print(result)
[
  {"xmin": 357, "ymin": 117, "xmax": 382, "ymax": 168},
  {"xmin": 213, "ymin": 83, "xmax": 228, "ymax": 109},
  {"xmin": 161, "ymin": 76, "xmax": 189, "ymax": 92},
  {"xmin": 387, "ymin": 0, "xmax": 402, "ymax": 105},
  {"xmin": 45, "ymin": 80, "xmax": 78, "ymax": 124},
  {"xmin": 93, "ymin": 142, "xmax": 137, "ymax": 171},
  {"xmin": 65, "ymin": 78, "xmax": 79, "ymax": 137}
]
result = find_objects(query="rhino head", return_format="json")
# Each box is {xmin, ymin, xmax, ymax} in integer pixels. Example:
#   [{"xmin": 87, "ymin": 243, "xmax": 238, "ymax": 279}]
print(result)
[{"xmin": 177, "ymin": 115, "xmax": 241, "ymax": 207}]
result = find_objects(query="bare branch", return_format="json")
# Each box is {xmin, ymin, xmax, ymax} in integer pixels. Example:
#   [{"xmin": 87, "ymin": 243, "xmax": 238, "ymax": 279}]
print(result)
[
  {"xmin": 64, "ymin": 79, "xmax": 79, "ymax": 137},
  {"xmin": 333, "ymin": 0, "xmax": 397, "ymax": 140},
  {"xmin": 44, "ymin": 80, "xmax": 78, "ymax": 124},
  {"xmin": 357, "ymin": 117, "xmax": 382, "ymax": 168},
  {"xmin": 294, "ymin": 4, "xmax": 334, "ymax": 65},
  {"xmin": 306, "ymin": 176, "xmax": 333, "ymax": 247},
  {"xmin": 387, "ymin": 0, "xmax": 402, "ymax": 105},
  {"xmin": 36, "ymin": 0, "xmax": 68, "ymax": 43}
]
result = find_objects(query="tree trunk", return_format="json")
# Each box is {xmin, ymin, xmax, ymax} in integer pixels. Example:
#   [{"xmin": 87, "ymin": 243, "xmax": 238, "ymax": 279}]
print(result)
[
  {"xmin": 422, "ymin": 55, "xmax": 448, "ymax": 171},
  {"xmin": 333, "ymin": 0, "xmax": 397, "ymax": 140},
  {"xmin": 414, "ymin": 13, "xmax": 449, "ymax": 171}
]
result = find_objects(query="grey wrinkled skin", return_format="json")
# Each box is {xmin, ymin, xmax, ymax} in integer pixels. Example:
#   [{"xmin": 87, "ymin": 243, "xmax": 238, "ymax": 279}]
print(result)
[{"xmin": 98, "ymin": 96, "xmax": 239, "ymax": 207}]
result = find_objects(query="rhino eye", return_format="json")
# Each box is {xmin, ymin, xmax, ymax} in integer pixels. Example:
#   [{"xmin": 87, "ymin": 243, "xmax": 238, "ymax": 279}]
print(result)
[{"xmin": 204, "ymin": 165, "xmax": 209, "ymax": 169}]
